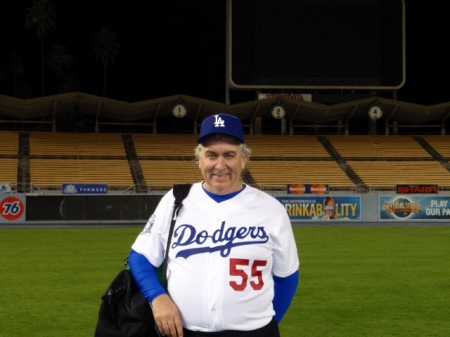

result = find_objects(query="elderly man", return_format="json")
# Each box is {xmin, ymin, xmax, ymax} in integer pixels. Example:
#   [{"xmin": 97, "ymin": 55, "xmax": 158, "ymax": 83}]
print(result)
[{"xmin": 128, "ymin": 113, "xmax": 300, "ymax": 337}]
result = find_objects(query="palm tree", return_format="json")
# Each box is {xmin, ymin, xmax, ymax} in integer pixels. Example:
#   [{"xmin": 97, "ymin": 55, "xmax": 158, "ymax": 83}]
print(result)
[
  {"xmin": 91, "ymin": 27, "xmax": 121, "ymax": 97},
  {"xmin": 26, "ymin": 0, "xmax": 56, "ymax": 97},
  {"xmin": 8, "ymin": 52, "xmax": 25, "ymax": 97},
  {"xmin": 0, "ymin": 59, "xmax": 6, "ymax": 85},
  {"xmin": 47, "ymin": 44, "xmax": 74, "ymax": 93}
]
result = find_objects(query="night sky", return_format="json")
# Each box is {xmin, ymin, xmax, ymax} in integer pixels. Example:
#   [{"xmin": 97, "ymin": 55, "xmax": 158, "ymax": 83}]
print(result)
[{"xmin": 1, "ymin": 0, "xmax": 449, "ymax": 105}]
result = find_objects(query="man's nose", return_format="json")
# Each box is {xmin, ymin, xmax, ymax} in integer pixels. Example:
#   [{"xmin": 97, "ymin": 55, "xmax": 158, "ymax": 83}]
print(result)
[{"xmin": 215, "ymin": 156, "xmax": 226, "ymax": 169}]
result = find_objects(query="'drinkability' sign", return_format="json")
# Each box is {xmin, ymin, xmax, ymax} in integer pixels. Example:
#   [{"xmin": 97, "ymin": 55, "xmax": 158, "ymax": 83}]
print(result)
[{"xmin": 276, "ymin": 195, "xmax": 361, "ymax": 220}]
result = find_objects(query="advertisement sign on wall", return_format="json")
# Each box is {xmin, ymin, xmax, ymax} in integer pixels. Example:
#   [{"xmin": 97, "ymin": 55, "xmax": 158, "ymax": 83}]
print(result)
[
  {"xmin": 380, "ymin": 195, "xmax": 450, "ymax": 220},
  {"xmin": 0, "ymin": 183, "xmax": 11, "ymax": 194},
  {"xmin": 276, "ymin": 195, "xmax": 361, "ymax": 220},
  {"xmin": 0, "ymin": 195, "xmax": 26, "ymax": 223},
  {"xmin": 286, "ymin": 184, "xmax": 329, "ymax": 194},
  {"xmin": 62, "ymin": 183, "xmax": 108, "ymax": 194},
  {"xmin": 396, "ymin": 184, "xmax": 438, "ymax": 194}
]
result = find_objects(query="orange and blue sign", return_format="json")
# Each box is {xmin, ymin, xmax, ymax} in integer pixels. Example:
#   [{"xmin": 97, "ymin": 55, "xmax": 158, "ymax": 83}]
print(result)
[{"xmin": 287, "ymin": 184, "xmax": 329, "ymax": 194}]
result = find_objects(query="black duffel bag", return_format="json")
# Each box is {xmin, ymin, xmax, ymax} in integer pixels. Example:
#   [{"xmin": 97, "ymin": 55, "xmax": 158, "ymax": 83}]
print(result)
[
  {"xmin": 94, "ymin": 184, "xmax": 192, "ymax": 337},
  {"xmin": 94, "ymin": 268, "xmax": 158, "ymax": 337}
]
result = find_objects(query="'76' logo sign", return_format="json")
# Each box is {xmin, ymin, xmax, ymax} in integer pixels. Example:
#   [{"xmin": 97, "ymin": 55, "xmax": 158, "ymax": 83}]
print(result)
[{"xmin": 1, "ymin": 196, "xmax": 25, "ymax": 221}]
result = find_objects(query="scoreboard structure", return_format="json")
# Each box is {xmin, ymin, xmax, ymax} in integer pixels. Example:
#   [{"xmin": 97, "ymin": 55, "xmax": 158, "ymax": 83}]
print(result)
[{"xmin": 227, "ymin": 0, "xmax": 405, "ymax": 91}]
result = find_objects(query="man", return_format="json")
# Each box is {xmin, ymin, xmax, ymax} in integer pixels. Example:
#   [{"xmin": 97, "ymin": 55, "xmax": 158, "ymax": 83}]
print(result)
[{"xmin": 128, "ymin": 113, "xmax": 300, "ymax": 337}]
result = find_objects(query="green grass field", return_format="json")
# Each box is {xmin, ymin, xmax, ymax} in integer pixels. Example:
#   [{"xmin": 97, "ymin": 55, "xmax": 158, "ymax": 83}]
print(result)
[{"xmin": 1, "ymin": 225, "xmax": 449, "ymax": 337}]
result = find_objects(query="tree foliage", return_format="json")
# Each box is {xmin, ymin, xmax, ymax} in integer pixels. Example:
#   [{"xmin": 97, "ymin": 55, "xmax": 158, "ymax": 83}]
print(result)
[
  {"xmin": 26, "ymin": 0, "xmax": 57, "ymax": 96},
  {"xmin": 91, "ymin": 27, "xmax": 121, "ymax": 97},
  {"xmin": 47, "ymin": 44, "xmax": 78, "ymax": 93}
]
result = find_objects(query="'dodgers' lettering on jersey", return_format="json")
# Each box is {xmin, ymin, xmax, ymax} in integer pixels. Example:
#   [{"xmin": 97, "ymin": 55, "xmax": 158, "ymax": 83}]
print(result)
[{"xmin": 172, "ymin": 221, "xmax": 268, "ymax": 259}]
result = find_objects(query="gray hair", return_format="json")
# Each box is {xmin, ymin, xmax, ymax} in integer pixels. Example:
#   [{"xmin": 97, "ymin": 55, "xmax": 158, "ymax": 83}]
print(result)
[{"xmin": 194, "ymin": 134, "xmax": 251, "ymax": 161}]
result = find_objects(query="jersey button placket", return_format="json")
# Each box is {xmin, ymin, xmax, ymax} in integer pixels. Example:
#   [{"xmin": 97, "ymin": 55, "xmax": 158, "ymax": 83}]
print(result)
[{"xmin": 207, "ymin": 204, "xmax": 224, "ymax": 329}]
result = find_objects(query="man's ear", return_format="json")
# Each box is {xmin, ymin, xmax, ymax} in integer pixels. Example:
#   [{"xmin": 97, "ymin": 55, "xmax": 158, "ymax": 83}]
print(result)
[{"xmin": 241, "ymin": 155, "xmax": 248, "ymax": 168}]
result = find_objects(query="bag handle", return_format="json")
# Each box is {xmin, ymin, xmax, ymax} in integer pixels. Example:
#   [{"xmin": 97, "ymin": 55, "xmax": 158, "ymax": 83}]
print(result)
[{"xmin": 161, "ymin": 183, "xmax": 192, "ymax": 287}]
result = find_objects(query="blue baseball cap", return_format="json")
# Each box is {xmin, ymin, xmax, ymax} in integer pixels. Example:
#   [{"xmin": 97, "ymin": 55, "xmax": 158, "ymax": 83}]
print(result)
[{"xmin": 197, "ymin": 113, "xmax": 245, "ymax": 144}]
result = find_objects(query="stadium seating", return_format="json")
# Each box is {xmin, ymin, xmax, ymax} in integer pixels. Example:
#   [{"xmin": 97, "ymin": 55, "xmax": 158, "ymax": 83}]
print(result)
[
  {"xmin": 325, "ymin": 135, "xmax": 431, "ymax": 158},
  {"xmin": 0, "ymin": 131, "xmax": 19, "ymax": 190},
  {"xmin": 347, "ymin": 160, "xmax": 450, "ymax": 190},
  {"xmin": 421, "ymin": 135, "xmax": 450, "ymax": 159},
  {"xmin": 247, "ymin": 160, "xmax": 354, "ymax": 190},
  {"xmin": 245, "ymin": 134, "xmax": 330, "ymax": 158},
  {"xmin": 0, "ymin": 131, "xmax": 19, "ymax": 156},
  {"xmin": 1, "ymin": 130, "xmax": 450, "ymax": 193},
  {"xmin": 29, "ymin": 131, "xmax": 126, "ymax": 156},
  {"xmin": 132, "ymin": 133, "xmax": 197, "ymax": 157},
  {"xmin": 325, "ymin": 135, "xmax": 450, "ymax": 190},
  {"xmin": 0, "ymin": 158, "xmax": 18, "ymax": 185},
  {"xmin": 139, "ymin": 159, "xmax": 202, "ymax": 189},
  {"xmin": 28, "ymin": 132, "xmax": 132, "ymax": 191},
  {"xmin": 29, "ymin": 158, "xmax": 133, "ymax": 189}
]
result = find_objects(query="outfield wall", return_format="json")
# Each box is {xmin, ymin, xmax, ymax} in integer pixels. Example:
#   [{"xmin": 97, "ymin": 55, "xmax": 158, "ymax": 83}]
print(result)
[{"xmin": 1, "ymin": 193, "xmax": 450, "ymax": 225}]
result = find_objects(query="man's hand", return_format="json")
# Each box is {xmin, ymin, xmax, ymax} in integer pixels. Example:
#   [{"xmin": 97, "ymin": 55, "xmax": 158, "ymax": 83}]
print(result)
[{"xmin": 152, "ymin": 294, "xmax": 184, "ymax": 337}]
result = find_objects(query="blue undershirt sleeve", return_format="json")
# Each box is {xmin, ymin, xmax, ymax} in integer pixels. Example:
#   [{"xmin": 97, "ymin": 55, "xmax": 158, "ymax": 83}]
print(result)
[
  {"xmin": 273, "ymin": 270, "xmax": 299, "ymax": 323},
  {"xmin": 128, "ymin": 249, "xmax": 167, "ymax": 303}
]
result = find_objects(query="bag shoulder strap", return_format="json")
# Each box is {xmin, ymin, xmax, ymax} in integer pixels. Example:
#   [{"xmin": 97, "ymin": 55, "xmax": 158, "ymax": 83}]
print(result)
[
  {"xmin": 161, "ymin": 183, "xmax": 192, "ymax": 285},
  {"xmin": 166, "ymin": 183, "xmax": 192, "ymax": 250},
  {"xmin": 172, "ymin": 183, "xmax": 192, "ymax": 217}
]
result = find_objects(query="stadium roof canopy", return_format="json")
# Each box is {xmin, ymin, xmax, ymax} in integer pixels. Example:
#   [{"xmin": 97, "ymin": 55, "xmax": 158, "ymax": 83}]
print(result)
[{"xmin": 1, "ymin": 92, "xmax": 449, "ymax": 135}]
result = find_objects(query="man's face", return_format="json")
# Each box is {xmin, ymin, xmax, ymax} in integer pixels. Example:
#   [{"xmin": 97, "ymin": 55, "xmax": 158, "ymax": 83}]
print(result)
[
  {"xmin": 324, "ymin": 200, "xmax": 335, "ymax": 218},
  {"xmin": 198, "ymin": 137, "xmax": 247, "ymax": 195},
  {"xmin": 325, "ymin": 207, "xmax": 334, "ymax": 217}
]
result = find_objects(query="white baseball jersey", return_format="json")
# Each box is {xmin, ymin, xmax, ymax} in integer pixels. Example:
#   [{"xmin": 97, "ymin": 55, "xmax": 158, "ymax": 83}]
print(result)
[{"xmin": 132, "ymin": 182, "xmax": 299, "ymax": 332}]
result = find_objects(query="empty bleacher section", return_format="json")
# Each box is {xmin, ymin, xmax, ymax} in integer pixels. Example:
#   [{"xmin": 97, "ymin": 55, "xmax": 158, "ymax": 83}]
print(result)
[
  {"xmin": 347, "ymin": 161, "xmax": 450, "ymax": 190},
  {"xmin": 247, "ymin": 160, "xmax": 354, "ymax": 190},
  {"xmin": 132, "ymin": 134, "xmax": 198, "ymax": 158},
  {"xmin": 139, "ymin": 159, "xmax": 202, "ymax": 189},
  {"xmin": 0, "ymin": 158, "xmax": 18, "ymax": 184},
  {"xmin": 2, "ymin": 130, "xmax": 450, "ymax": 193},
  {"xmin": 0, "ymin": 131, "xmax": 19, "ymax": 189},
  {"xmin": 325, "ymin": 135, "xmax": 432, "ymax": 158},
  {"xmin": 245, "ymin": 135, "xmax": 331, "ymax": 158},
  {"xmin": 244, "ymin": 135, "xmax": 354, "ymax": 190},
  {"xmin": 420, "ymin": 135, "xmax": 450, "ymax": 159},
  {"xmin": 0, "ymin": 131, "xmax": 19, "ymax": 156},
  {"xmin": 132, "ymin": 134, "xmax": 200, "ymax": 190},
  {"xmin": 27, "ymin": 132, "xmax": 133, "ymax": 191},
  {"xmin": 324, "ymin": 135, "xmax": 450, "ymax": 191},
  {"xmin": 29, "ymin": 158, "xmax": 133, "ymax": 188},
  {"xmin": 29, "ymin": 132, "xmax": 126, "ymax": 157}
]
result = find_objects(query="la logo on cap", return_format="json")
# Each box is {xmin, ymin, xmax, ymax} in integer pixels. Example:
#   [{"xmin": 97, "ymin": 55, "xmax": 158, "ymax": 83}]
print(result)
[
  {"xmin": 213, "ymin": 115, "xmax": 225, "ymax": 128},
  {"xmin": 197, "ymin": 113, "xmax": 245, "ymax": 144}
]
